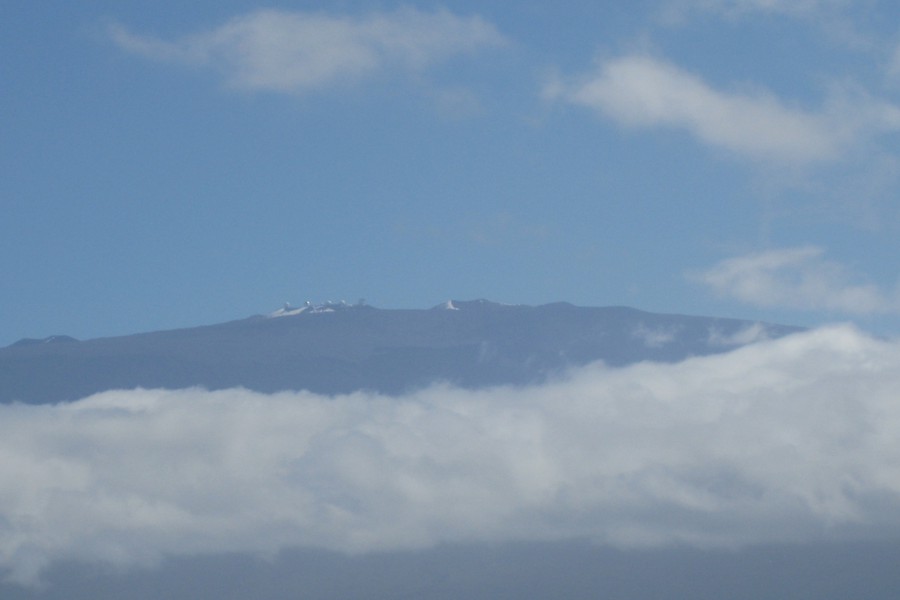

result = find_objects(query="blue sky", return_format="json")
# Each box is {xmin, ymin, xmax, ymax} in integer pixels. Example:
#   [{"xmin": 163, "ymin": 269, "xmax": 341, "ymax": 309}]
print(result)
[{"xmin": 4, "ymin": 0, "xmax": 900, "ymax": 345}]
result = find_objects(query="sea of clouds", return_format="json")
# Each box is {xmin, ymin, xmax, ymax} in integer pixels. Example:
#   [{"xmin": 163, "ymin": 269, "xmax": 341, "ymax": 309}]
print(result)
[{"xmin": 3, "ymin": 324, "xmax": 900, "ymax": 585}]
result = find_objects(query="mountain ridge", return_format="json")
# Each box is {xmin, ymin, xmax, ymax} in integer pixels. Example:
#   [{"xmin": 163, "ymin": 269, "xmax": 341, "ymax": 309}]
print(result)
[{"xmin": 0, "ymin": 301, "xmax": 802, "ymax": 405}]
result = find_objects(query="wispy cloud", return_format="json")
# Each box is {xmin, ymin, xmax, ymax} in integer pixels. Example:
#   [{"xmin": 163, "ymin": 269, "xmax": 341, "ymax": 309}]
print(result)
[
  {"xmin": 661, "ymin": 0, "xmax": 884, "ymax": 60},
  {"xmin": 659, "ymin": 0, "xmax": 854, "ymax": 25},
  {"xmin": 547, "ymin": 55, "xmax": 855, "ymax": 164},
  {"xmin": 5, "ymin": 326, "xmax": 900, "ymax": 585},
  {"xmin": 109, "ymin": 8, "xmax": 506, "ymax": 95},
  {"xmin": 692, "ymin": 246, "xmax": 900, "ymax": 313},
  {"xmin": 888, "ymin": 42, "xmax": 900, "ymax": 84},
  {"xmin": 707, "ymin": 322, "xmax": 772, "ymax": 346},
  {"xmin": 632, "ymin": 323, "xmax": 680, "ymax": 348}
]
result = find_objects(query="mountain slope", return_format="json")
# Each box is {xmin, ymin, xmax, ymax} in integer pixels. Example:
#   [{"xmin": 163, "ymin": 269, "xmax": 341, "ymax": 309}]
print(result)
[{"xmin": 0, "ymin": 300, "xmax": 801, "ymax": 404}]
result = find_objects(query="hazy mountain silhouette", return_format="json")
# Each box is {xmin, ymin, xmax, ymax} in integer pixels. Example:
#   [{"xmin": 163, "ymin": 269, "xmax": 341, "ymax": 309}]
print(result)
[{"xmin": 0, "ymin": 300, "xmax": 800, "ymax": 404}]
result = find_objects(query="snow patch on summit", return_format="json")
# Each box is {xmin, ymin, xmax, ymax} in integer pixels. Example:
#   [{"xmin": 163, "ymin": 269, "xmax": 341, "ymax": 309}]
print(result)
[
  {"xmin": 267, "ymin": 300, "xmax": 368, "ymax": 318},
  {"xmin": 268, "ymin": 303, "xmax": 311, "ymax": 318},
  {"xmin": 431, "ymin": 299, "xmax": 515, "ymax": 311}
]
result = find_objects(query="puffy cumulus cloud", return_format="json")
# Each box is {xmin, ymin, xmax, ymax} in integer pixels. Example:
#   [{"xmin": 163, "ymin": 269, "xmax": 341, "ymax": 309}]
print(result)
[
  {"xmin": 5, "ymin": 326, "xmax": 900, "ymax": 585},
  {"xmin": 546, "ymin": 55, "xmax": 900, "ymax": 165},
  {"xmin": 693, "ymin": 246, "xmax": 900, "ymax": 314},
  {"xmin": 109, "ymin": 8, "xmax": 506, "ymax": 94}
]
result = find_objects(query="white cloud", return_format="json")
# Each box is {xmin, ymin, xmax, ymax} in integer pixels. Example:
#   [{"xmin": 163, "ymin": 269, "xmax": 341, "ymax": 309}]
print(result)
[
  {"xmin": 660, "ymin": 0, "xmax": 852, "ymax": 22},
  {"xmin": 546, "ymin": 52, "xmax": 900, "ymax": 168},
  {"xmin": 547, "ymin": 56, "xmax": 844, "ymax": 164},
  {"xmin": 632, "ymin": 323, "xmax": 680, "ymax": 348},
  {"xmin": 888, "ymin": 42, "xmax": 900, "ymax": 83},
  {"xmin": 686, "ymin": 0, "xmax": 845, "ymax": 15},
  {"xmin": 109, "ymin": 8, "xmax": 506, "ymax": 94},
  {"xmin": 693, "ymin": 246, "xmax": 900, "ymax": 313},
  {"xmin": 707, "ymin": 322, "xmax": 772, "ymax": 346},
  {"xmin": 5, "ymin": 326, "xmax": 900, "ymax": 585}
]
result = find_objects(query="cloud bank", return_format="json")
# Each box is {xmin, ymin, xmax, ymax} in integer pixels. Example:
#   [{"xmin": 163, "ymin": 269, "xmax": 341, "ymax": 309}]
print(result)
[
  {"xmin": 109, "ymin": 8, "xmax": 506, "ymax": 94},
  {"xmin": 4, "ymin": 325, "xmax": 900, "ymax": 585},
  {"xmin": 694, "ymin": 246, "xmax": 900, "ymax": 314}
]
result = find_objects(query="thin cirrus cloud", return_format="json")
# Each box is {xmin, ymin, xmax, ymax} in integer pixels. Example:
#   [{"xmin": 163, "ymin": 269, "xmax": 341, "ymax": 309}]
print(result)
[
  {"xmin": 656, "ymin": 0, "xmax": 854, "ymax": 25},
  {"xmin": 692, "ymin": 246, "xmax": 900, "ymax": 314},
  {"xmin": 889, "ymin": 43, "xmax": 900, "ymax": 83},
  {"xmin": 108, "ymin": 8, "xmax": 507, "ymax": 94},
  {"xmin": 547, "ymin": 54, "xmax": 900, "ymax": 166},
  {"xmin": 672, "ymin": 0, "xmax": 849, "ymax": 17},
  {"xmin": 5, "ymin": 325, "xmax": 900, "ymax": 586}
]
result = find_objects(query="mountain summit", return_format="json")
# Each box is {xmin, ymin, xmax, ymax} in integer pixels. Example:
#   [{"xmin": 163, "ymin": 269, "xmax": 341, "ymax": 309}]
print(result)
[{"xmin": 0, "ymin": 301, "xmax": 800, "ymax": 404}]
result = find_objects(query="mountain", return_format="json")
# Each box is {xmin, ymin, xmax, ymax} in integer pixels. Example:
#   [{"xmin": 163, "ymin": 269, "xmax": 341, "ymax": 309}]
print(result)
[{"xmin": 0, "ymin": 300, "xmax": 800, "ymax": 405}]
